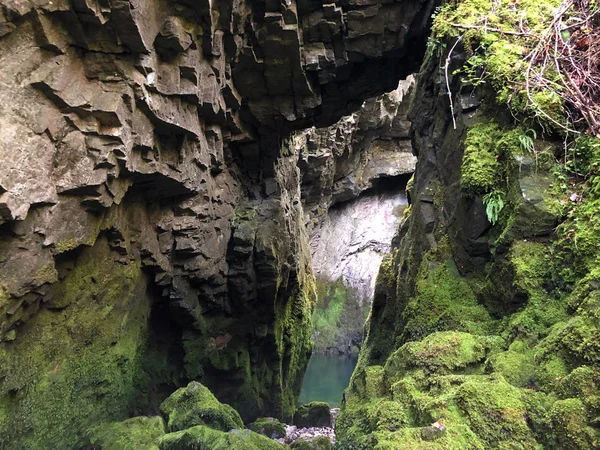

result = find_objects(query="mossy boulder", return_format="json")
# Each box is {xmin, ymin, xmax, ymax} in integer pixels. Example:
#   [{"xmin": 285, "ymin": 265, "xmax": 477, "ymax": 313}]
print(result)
[
  {"xmin": 294, "ymin": 402, "xmax": 331, "ymax": 428},
  {"xmin": 385, "ymin": 331, "xmax": 494, "ymax": 381},
  {"xmin": 159, "ymin": 381, "xmax": 243, "ymax": 432},
  {"xmin": 486, "ymin": 339, "xmax": 536, "ymax": 387},
  {"xmin": 248, "ymin": 417, "xmax": 286, "ymax": 439},
  {"xmin": 555, "ymin": 366, "xmax": 600, "ymax": 415},
  {"xmin": 86, "ymin": 416, "xmax": 165, "ymax": 450},
  {"xmin": 346, "ymin": 365, "xmax": 387, "ymax": 399},
  {"xmin": 455, "ymin": 377, "xmax": 538, "ymax": 448},
  {"xmin": 290, "ymin": 436, "xmax": 333, "ymax": 449},
  {"xmin": 549, "ymin": 398, "xmax": 599, "ymax": 450},
  {"xmin": 158, "ymin": 425, "xmax": 283, "ymax": 450}
]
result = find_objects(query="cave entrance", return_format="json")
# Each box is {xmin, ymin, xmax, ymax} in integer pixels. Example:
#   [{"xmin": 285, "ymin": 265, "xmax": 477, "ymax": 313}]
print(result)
[{"xmin": 298, "ymin": 174, "xmax": 411, "ymax": 407}]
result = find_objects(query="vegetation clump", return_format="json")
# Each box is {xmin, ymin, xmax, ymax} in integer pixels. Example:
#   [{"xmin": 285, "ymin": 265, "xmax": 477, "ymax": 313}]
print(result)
[
  {"xmin": 158, "ymin": 425, "xmax": 283, "ymax": 450},
  {"xmin": 86, "ymin": 416, "xmax": 166, "ymax": 450},
  {"xmin": 248, "ymin": 417, "xmax": 287, "ymax": 439},
  {"xmin": 160, "ymin": 381, "xmax": 244, "ymax": 432},
  {"xmin": 432, "ymin": 0, "xmax": 600, "ymax": 136}
]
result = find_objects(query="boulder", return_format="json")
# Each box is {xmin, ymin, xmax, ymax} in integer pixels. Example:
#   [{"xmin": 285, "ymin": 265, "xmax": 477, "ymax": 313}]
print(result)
[
  {"xmin": 293, "ymin": 402, "xmax": 331, "ymax": 428},
  {"xmin": 158, "ymin": 425, "xmax": 283, "ymax": 450},
  {"xmin": 86, "ymin": 416, "xmax": 165, "ymax": 450},
  {"xmin": 290, "ymin": 436, "xmax": 333, "ymax": 450},
  {"xmin": 159, "ymin": 381, "xmax": 243, "ymax": 432},
  {"xmin": 247, "ymin": 417, "xmax": 286, "ymax": 439}
]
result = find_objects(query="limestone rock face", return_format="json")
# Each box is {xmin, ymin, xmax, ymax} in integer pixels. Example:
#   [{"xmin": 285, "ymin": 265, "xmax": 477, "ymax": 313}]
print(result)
[
  {"xmin": 0, "ymin": 0, "xmax": 436, "ymax": 448},
  {"xmin": 312, "ymin": 191, "xmax": 408, "ymax": 308}
]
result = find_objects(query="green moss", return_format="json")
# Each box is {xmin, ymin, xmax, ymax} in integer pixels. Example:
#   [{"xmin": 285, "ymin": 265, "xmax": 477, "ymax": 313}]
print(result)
[
  {"xmin": 158, "ymin": 425, "xmax": 284, "ymax": 450},
  {"xmin": 534, "ymin": 352, "xmax": 571, "ymax": 390},
  {"xmin": 549, "ymin": 398, "xmax": 599, "ymax": 450},
  {"xmin": 373, "ymin": 425, "xmax": 485, "ymax": 450},
  {"xmin": 86, "ymin": 416, "xmax": 165, "ymax": 450},
  {"xmin": 248, "ymin": 417, "xmax": 286, "ymax": 439},
  {"xmin": 400, "ymin": 260, "xmax": 496, "ymax": 343},
  {"xmin": 290, "ymin": 436, "xmax": 333, "ymax": 450},
  {"xmin": 461, "ymin": 123, "xmax": 503, "ymax": 195},
  {"xmin": 385, "ymin": 332, "xmax": 494, "ymax": 382},
  {"xmin": 455, "ymin": 377, "xmax": 538, "ymax": 448},
  {"xmin": 0, "ymin": 237, "xmax": 154, "ymax": 450},
  {"xmin": 371, "ymin": 400, "xmax": 410, "ymax": 432},
  {"xmin": 346, "ymin": 365, "xmax": 387, "ymax": 400},
  {"xmin": 486, "ymin": 339, "xmax": 536, "ymax": 387},
  {"xmin": 486, "ymin": 241, "xmax": 567, "ymax": 334},
  {"xmin": 294, "ymin": 402, "xmax": 331, "ymax": 428},
  {"xmin": 432, "ymin": 0, "xmax": 568, "ymax": 129},
  {"xmin": 311, "ymin": 278, "xmax": 367, "ymax": 354},
  {"xmin": 160, "ymin": 381, "xmax": 244, "ymax": 432},
  {"xmin": 273, "ymin": 274, "xmax": 315, "ymax": 421},
  {"xmin": 555, "ymin": 366, "xmax": 600, "ymax": 403}
]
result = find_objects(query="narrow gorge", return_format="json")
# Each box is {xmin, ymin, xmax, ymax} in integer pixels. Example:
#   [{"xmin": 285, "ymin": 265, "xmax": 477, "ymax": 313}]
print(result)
[{"xmin": 0, "ymin": 0, "xmax": 599, "ymax": 449}]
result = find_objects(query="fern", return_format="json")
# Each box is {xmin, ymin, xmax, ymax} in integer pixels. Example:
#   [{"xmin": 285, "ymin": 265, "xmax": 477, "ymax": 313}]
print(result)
[
  {"xmin": 517, "ymin": 129, "xmax": 536, "ymax": 153},
  {"xmin": 483, "ymin": 190, "xmax": 505, "ymax": 225}
]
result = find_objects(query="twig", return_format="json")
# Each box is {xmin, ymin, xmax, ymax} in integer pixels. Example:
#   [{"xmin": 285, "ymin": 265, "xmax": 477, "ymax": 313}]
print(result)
[
  {"xmin": 445, "ymin": 35, "xmax": 464, "ymax": 130},
  {"xmin": 451, "ymin": 23, "xmax": 536, "ymax": 36}
]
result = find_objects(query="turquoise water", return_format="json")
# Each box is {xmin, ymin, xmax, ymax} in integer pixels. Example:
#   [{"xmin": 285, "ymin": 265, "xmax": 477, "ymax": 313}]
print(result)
[{"xmin": 298, "ymin": 353, "xmax": 358, "ymax": 407}]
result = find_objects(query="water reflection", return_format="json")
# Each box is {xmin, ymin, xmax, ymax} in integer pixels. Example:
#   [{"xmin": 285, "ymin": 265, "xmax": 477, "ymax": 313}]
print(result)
[{"xmin": 298, "ymin": 353, "xmax": 358, "ymax": 407}]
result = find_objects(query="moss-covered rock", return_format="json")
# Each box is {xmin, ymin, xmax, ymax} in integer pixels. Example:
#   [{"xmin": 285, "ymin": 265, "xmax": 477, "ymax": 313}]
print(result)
[
  {"xmin": 248, "ymin": 417, "xmax": 286, "ymax": 439},
  {"xmin": 372, "ymin": 425, "xmax": 485, "ymax": 450},
  {"xmin": 160, "ymin": 381, "xmax": 244, "ymax": 432},
  {"xmin": 549, "ymin": 398, "xmax": 599, "ymax": 450},
  {"xmin": 0, "ymin": 238, "xmax": 161, "ymax": 449},
  {"xmin": 455, "ymin": 377, "xmax": 538, "ymax": 448},
  {"xmin": 460, "ymin": 122, "xmax": 503, "ymax": 195},
  {"xmin": 399, "ymin": 260, "xmax": 497, "ymax": 344},
  {"xmin": 86, "ymin": 416, "xmax": 165, "ymax": 450},
  {"xmin": 294, "ymin": 402, "xmax": 331, "ymax": 428},
  {"xmin": 485, "ymin": 339, "xmax": 536, "ymax": 387},
  {"xmin": 290, "ymin": 436, "xmax": 333, "ymax": 449},
  {"xmin": 385, "ymin": 331, "xmax": 495, "ymax": 381},
  {"xmin": 158, "ymin": 425, "xmax": 283, "ymax": 450}
]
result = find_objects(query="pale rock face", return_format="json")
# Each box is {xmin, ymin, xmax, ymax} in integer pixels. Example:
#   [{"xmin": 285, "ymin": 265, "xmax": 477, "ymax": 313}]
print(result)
[{"xmin": 311, "ymin": 189, "xmax": 408, "ymax": 305}]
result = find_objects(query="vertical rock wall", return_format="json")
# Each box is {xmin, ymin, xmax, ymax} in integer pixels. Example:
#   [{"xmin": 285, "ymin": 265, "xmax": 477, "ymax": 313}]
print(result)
[{"xmin": 0, "ymin": 0, "xmax": 436, "ymax": 448}]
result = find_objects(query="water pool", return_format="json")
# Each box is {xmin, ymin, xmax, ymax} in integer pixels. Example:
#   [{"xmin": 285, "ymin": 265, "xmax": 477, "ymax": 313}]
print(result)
[{"xmin": 298, "ymin": 353, "xmax": 358, "ymax": 407}]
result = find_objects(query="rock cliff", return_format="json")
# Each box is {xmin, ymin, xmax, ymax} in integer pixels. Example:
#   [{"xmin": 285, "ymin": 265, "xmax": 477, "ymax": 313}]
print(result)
[{"xmin": 0, "ymin": 0, "xmax": 436, "ymax": 448}]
